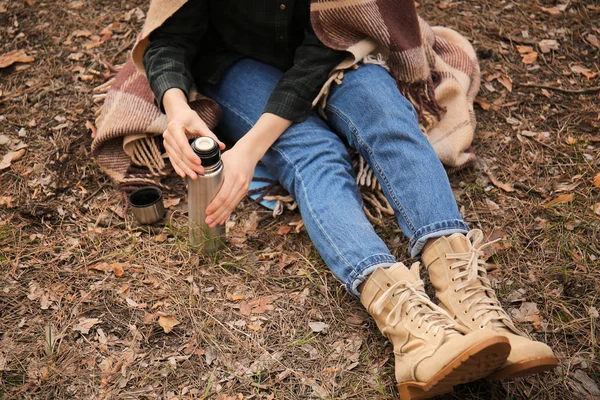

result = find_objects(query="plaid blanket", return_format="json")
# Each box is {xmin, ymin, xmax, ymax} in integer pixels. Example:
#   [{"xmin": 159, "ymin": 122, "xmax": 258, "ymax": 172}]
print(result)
[{"xmin": 92, "ymin": 0, "xmax": 480, "ymax": 199}]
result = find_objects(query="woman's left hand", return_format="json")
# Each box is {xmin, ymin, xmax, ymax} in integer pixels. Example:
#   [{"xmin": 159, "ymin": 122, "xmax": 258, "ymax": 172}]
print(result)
[{"xmin": 205, "ymin": 146, "xmax": 257, "ymax": 228}]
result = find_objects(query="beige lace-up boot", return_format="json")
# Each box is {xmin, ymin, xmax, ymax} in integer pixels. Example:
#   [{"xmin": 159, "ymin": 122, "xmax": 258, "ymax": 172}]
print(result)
[
  {"xmin": 361, "ymin": 262, "xmax": 510, "ymax": 399},
  {"xmin": 422, "ymin": 230, "xmax": 558, "ymax": 380}
]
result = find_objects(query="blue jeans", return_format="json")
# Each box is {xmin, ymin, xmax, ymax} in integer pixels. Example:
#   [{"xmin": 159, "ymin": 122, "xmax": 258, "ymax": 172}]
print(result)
[{"xmin": 203, "ymin": 58, "xmax": 469, "ymax": 297}]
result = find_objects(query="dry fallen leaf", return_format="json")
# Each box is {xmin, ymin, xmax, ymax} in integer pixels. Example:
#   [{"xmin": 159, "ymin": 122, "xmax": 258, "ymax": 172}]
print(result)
[
  {"xmin": 0, "ymin": 148, "xmax": 26, "ymax": 170},
  {"xmin": 511, "ymin": 302, "xmax": 542, "ymax": 330},
  {"xmin": 309, "ymin": 321, "xmax": 330, "ymax": 333},
  {"xmin": 593, "ymin": 173, "xmax": 600, "ymax": 188},
  {"xmin": 538, "ymin": 39, "xmax": 560, "ymax": 53},
  {"xmin": 0, "ymin": 50, "xmax": 35, "ymax": 69},
  {"xmin": 591, "ymin": 203, "xmax": 600, "ymax": 216},
  {"xmin": 158, "ymin": 315, "xmax": 180, "ymax": 333},
  {"xmin": 516, "ymin": 45, "xmax": 534, "ymax": 54},
  {"xmin": 73, "ymin": 318, "xmax": 101, "ymax": 334},
  {"xmin": 277, "ymin": 225, "xmax": 292, "ymax": 235},
  {"xmin": 545, "ymin": 193, "xmax": 574, "ymax": 208},
  {"xmin": 522, "ymin": 51, "xmax": 538, "ymax": 65},
  {"xmin": 163, "ymin": 197, "xmax": 181, "ymax": 208},
  {"xmin": 541, "ymin": 6, "xmax": 564, "ymax": 15},
  {"xmin": 0, "ymin": 196, "xmax": 16, "ymax": 208},
  {"xmin": 570, "ymin": 65, "xmax": 597, "ymax": 80},
  {"xmin": 497, "ymin": 75, "xmax": 512, "ymax": 92},
  {"xmin": 85, "ymin": 120, "xmax": 97, "ymax": 138},
  {"xmin": 474, "ymin": 98, "xmax": 491, "ymax": 111},
  {"xmin": 485, "ymin": 170, "xmax": 515, "ymax": 192}
]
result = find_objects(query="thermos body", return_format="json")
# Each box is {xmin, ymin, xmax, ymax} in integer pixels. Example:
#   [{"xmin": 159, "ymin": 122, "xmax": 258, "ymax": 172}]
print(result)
[{"xmin": 188, "ymin": 137, "xmax": 226, "ymax": 253}]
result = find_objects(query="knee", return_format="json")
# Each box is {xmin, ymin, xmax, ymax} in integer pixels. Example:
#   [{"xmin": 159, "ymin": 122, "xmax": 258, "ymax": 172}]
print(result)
[{"xmin": 270, "ymin": 139, "xmax": 353, "ymax": 198}]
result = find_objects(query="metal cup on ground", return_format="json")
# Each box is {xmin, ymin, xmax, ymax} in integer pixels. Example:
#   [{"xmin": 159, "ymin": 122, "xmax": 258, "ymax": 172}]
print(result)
[
  {"xmin": 128, "ymin": 186, "xmax": 165, "ymax": 225},
  {"xmin": 188, "ymin": 137, "xmax": 226, "ymax": 254}
]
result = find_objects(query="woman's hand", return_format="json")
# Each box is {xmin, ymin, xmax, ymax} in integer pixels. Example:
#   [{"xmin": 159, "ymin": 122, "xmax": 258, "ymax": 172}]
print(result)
[
  {"xmin": 205, "ymin": 146, "xmax": 257, "ymax": 227},
  {"xmin": 162, "ymin": 88, "xmax": 225, "ymax": 179}
]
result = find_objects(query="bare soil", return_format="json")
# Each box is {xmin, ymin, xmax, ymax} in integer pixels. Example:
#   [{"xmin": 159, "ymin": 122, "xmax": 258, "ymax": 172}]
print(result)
[{"xmin": 1, "ymin": 0, "xmax": 599, "ymax": 399}]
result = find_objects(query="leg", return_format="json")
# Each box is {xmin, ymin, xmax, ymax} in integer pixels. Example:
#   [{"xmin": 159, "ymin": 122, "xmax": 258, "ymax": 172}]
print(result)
[
  {"xmin": 324, "ymin": 64, "xmax": 469, "ymax": 258},
  {"xmin": 204, "ymin": 59, "xmax": 511, "ymax": 398},
  {"xmin": 323, "ymin": 63, "xmax": 555, "ymax": 379},
  {"xmin": 202, "ymin": 58, "xmax": 397, "ymax": 296}
]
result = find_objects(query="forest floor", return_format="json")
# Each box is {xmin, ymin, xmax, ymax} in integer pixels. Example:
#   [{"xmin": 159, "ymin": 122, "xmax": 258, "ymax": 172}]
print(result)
[{"xmin": 1, "ymin": 0, "xmax": 599, "ymax": 399}]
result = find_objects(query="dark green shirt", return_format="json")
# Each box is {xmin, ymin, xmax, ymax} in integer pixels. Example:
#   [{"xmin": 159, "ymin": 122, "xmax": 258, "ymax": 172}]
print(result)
[{"xmin": 143, "ymin": 0, "xmax": 347, "ymax": 122}]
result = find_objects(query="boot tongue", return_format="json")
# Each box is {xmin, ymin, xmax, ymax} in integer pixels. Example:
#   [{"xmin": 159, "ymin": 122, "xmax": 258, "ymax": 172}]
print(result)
[
  {"xmin": 385, "ymin": 263, "xmax": 420, "ymax": 284},
  {"xmin": 448, "ymin": 233, "xmax": 472, "ymax": 253}
]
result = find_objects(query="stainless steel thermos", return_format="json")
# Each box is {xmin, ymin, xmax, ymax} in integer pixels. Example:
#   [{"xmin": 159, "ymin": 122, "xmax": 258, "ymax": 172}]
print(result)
[{"xmin": 188, "ymin": 137, "xmax": 225, "ymax": 253}]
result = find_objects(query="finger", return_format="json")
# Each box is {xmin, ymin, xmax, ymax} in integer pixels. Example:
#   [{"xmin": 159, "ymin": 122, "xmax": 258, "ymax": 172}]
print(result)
[
  {"xmin": 206, "ymin": 181, "xmax": 235, "ymax": 226},
  {"xmin": 164, "ymin": 141, "xmax": 198, "ymax": 179},
  {"xmin": 170, "ymin": 123, "xmax": 204, "ymax": 170},
  {"xmin": 219, "ymin": 190, "xmax": 247, "ymax": 225},
  {"xmin": 210, "ymin": 183, "xmax": 246, "ymax": 226}
]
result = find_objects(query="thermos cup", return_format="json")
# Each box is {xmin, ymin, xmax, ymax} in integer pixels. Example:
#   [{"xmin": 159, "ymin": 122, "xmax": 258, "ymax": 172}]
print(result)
[{"xmin": 188, "ymin": 137, "xmax": 226, "ymax": 253}]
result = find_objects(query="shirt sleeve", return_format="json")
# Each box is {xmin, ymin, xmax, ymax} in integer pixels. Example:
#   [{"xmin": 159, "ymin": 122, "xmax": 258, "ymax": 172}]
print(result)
[
  {"xmin": 263, "ymin": 24, "xmax": 348, "ymax": 122},
  {"xmin": 142, "ymin": 0, "xmax": 208, "ymax": 113}
]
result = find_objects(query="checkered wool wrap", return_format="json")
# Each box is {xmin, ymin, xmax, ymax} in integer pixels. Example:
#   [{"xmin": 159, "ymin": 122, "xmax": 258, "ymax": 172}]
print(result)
[{"xmin": 92, "ymin": 0, "xmax": 480, "ymax": 193}]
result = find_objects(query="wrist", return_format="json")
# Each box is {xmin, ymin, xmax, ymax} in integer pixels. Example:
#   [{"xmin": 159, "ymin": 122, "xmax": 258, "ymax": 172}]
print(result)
[{"xmin": 163, "ymin": 88, "xmax": 190, "ymax": 120}]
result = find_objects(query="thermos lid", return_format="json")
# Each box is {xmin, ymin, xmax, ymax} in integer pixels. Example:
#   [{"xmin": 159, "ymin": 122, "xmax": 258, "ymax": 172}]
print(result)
[{"xmin": 191, "ymin": 137, "xmax": 221, "ymax": 168}]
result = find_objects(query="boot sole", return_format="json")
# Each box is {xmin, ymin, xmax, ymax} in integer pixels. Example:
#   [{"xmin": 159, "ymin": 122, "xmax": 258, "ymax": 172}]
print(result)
[
  {"xmin": 397, "ymin": 336, "xmax": 511, "ymax": 400},
  {"xmin": 486, "ymin": 356, "xmax": 558, "ymax": 380}
]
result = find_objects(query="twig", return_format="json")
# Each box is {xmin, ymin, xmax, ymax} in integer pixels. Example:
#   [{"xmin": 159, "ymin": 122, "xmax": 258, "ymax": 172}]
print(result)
[{"xmin": 519, "ymin": 83, "xmax": 600, "ymax": 94}]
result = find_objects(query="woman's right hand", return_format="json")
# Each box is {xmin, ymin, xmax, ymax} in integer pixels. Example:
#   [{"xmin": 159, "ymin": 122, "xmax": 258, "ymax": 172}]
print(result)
[{"xmin": 162, "ymin": 88, "xmax": 226, "ymax": 179}]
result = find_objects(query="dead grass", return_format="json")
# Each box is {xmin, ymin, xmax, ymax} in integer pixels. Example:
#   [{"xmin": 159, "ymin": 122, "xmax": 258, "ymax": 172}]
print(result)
[{"xmin": 1, "ymin": 0, "xmax": 599, "ymax": 399}]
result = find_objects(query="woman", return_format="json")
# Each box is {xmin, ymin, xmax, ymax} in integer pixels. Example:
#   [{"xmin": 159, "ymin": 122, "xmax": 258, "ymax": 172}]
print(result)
[{"xmin": 141, "ymin": 1, "xmax": 557, "ymax": 397}]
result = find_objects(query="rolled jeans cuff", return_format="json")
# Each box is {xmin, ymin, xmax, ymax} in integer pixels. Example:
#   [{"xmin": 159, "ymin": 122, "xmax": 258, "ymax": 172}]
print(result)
[
  {"xmin": 346, "ymin": 254, "xmax": 397, "ymax": 298},
  {"xmin": 409, "ymin": 219, "xmax": 470, "ymax": 258}
]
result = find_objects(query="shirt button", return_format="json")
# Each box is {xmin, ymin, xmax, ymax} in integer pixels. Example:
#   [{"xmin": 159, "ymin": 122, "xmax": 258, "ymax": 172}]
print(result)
[
  {"xmin": 278, "ymin": 34, "xmax": 284, "ymax": 41},
  {"xmin": 280, "ymin": 3, "xmax": 286, "ymax": 10}
]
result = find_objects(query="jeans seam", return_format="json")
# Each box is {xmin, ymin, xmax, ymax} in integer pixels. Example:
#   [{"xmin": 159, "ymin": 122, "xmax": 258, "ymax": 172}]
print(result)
[
  {"xmin": 271, "ymin": 146, "xmax": 356, "ymax": 273},
  {"xmin": 326, "ymin": 104, "xmax": 417, "ymax": 234}
]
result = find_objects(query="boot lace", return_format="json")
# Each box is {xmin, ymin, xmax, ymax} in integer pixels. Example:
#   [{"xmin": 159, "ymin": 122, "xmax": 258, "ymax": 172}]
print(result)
[
  {"xmin": 445, "ymin": 230, "xmax": 513, "ymax": 329},
  {"xmin": 372, "ymin": 278, "xmax": 461, "ymax": 337}
]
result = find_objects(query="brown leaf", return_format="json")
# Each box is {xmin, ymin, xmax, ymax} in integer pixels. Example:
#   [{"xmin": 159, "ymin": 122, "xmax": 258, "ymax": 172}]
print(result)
[
  {"xmin": 0, "ymin": 196, "xmax": 16, "ymax": 208},
  {"xmin": 570, "ymin": 65, "xmax": 597, "ymax": 79},
  {"xmin": 163, "ymin": 197, "xmax": 181, "ymax": 208},
  {"xmin": 545, "ymin": 193, "xmax": 574, "ymax": 208},
  {"xmin": 593, "ymin": 173, "xmax": 600, "ymax": 188},
  {"xmin": 110, "ymin": 263, "xmax": 124, "ymax": 277},
  {"xmin": 277, "ymin": 225, "xmax": 291, "ymax": 235},
  {"xmin": 474, "ymin": 98, "xmax": 491, "ymax": 111},
  {"xmin": 591, "ymin": 203, "xmax": 600, "ymax": 216},
  {"xmin": 511, "ymin": 302, "xmax": 542, "ymax": 330},
  {"xmin": 497, "ymin": 75, "xmax": 512, "ymax": 92},
  {"xmin": 0, "ymin": 50, "xmax": 35, "ymax": 69},
  {"xmin": 71, "ymin": 29, "xmax": 92, "ymax": 37},
  {"xmin": 522, "ymin": 51, "xmax": 538, "ymax": 65},
  {"xmin": 485, "ymin": 171, "xmax": 515, "ymax": 192},
  {"xmin": 158, "ymin": 315, "xmax": 180, "ymax": 334},
  {"xmin": 538, "ymin": 39, "xmax": 560, "ymax": 54},
  {"xmin": 541, "ymin": 6, "xmax": 563, "ymax": 15},
  {"xmin": 154, "ymin": 233, "xmax": 168, "ymax": 243},
  {"xmin": 586, "ymin": 34, "xmax": 600, "ymax": 49},
  {"xmin": 239, "ymin": 301, "xmax": 252, "ymax": 316},
  {"xmin": 73, "ymin": 318, "xmax": 101, "ymax": 334},
  {"xmin": 85, "ymin": 120, "xmax": 97, "ymax": 138},
  {"xmin": 516, "ymin": 45, "xmax": 534, "ymax": 54},
  {"xmin": 0, "ymin": 148, "xmax": 27, "ymax": 170}
]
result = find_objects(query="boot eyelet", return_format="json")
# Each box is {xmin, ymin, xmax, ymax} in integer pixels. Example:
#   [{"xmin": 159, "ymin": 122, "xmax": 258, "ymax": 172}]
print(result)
[
  {"xmin": 463, "ymin": 310, "xmax": 468, "ymax": 314},
  {"xmin": 479, "ymin": 325, "xmax": 485, "ymax": 329},
  {"xmin": 457, "ymin": 299, "xmax": 462, "ymax": 303},
  {"xmin": 471, "ymin": 318, "xmax": 475, "ymax": 322},
  {"xmin": 386, "ymin": 282, "xmax": 391, "ymax": 287}
]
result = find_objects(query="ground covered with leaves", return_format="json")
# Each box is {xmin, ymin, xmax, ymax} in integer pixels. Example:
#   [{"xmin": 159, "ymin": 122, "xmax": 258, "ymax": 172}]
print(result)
[{"xmin": 1, "ymin": 0, "xmax": 599, "ymax": 399}]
